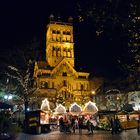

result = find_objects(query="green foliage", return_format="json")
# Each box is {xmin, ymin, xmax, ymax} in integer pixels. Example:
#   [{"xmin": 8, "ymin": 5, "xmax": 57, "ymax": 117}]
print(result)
[
  {"xmin": 77, "ymin": 0, "xmax": 140, "ymax": 89},
  {"xmin": 0, "ymin": 111, "xmax": 12, "ymax": 133},
  {"xmin": 97, "ymin": 119, "xmax": 111, "ymax": 131},
  {"xmin": 0, "ymin": 111, "xmax": 22, "ymax": 134},
  {"xmin": 9, "ymin": 123, "xmax": 22, "ymax": 133}
]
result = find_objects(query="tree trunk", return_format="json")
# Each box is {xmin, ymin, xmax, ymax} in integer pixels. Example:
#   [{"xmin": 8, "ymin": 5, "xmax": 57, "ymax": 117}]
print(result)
[
  {"xmin": 24, "ymin": 98, "xmax": 29, "ymax": 126},
  {"xmin": 24, "ymin": 98, "xmax": 28, "ymax": 132}
]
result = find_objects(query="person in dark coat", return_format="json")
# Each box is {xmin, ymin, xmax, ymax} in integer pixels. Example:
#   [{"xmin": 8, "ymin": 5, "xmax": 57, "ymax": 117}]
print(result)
[
  {"xmin": 86, "ymin": 119, "xmax": 91, "ymax": 133},
  {"xmin": 137, "ymin": 118, "xmax": 140, "ymax": 135},
  {"xmin": 59, "ymin": 117, "xmax": 64, "ymax": 132},
  {"xmin": 78, "ymin": 118, "xmax": 83, "ymax": 134},
  {"xmin": 71, "ymin": 117, "xmax": 76, "ymax": 133},
  {"xmin": 114, "ymin": 117, "xmax": 122, "ymax": 134},
  {"xmin": 110, "ymin": 118, "xmax": 115, "ymax": 134}
]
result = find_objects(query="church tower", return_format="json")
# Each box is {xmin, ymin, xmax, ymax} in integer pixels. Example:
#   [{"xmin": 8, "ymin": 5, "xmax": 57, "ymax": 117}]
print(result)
[{"xmin": 46, "ymin": 15, "xmax": 74, "ymax": 67}]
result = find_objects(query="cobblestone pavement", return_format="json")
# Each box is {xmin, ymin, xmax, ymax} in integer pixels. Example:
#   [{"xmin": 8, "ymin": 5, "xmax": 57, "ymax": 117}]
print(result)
[{"xmin": 16, "ymin": 129, "xmax": 140, "ymax": 140}]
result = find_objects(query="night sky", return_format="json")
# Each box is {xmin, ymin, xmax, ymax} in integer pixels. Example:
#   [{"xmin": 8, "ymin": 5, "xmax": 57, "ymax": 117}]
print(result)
[{"xmin": 0, "ymin": 1, "xmax": 124, "ymax": 79}]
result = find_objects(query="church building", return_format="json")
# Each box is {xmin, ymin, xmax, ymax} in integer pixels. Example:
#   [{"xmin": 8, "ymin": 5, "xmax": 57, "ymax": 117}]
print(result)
[{"xmin": 33, "ymin": 15, "xmax": 91, "ymax": 109}]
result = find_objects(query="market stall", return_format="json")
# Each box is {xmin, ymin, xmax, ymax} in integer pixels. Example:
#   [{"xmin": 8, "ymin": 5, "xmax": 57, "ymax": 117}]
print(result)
[
  {"xmin": 54, "ymin": 104, "xmax": 67, "ymax": 116},
  {"xmin": 117, "ymin": 110, "xmax": 140, "ymax": 129},
  {"xmin": 81, "ymin": 101, "xmax": 98, "ymax": 116},
  {"xmin": 69, "ymin": 102, "xmax": 82, "ymax": 116},
  {"xmin": 51, "ymin": 104, "xmax": 67, "ymax": 126},
  {"xmin": 129, "ymin": 110, "xmax": 140, "ymax": 121},
  {"xmin": 117, "ymin": 111, "xmax": 128, "ymax": 122},
  {"xmin": 26, "ymin": 98, "xmax": 51, "ymax": 134},
  {"xmin": 26, "ymin": 110, "xmax": 51, "ymax": 134}
]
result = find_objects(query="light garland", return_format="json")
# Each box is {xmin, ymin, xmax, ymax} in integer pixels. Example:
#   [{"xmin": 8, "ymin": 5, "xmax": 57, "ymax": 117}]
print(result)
[
  {"xmin": 40, "ymin": 98, "xmax": 50, "ymax": 111},
  {"xmin": 69, "ymin": 102, "xmax": 82, "ymax": 113},
  {"xmin": 83, "ymin": 101, "xmax": 98, "ymax": 113},
  {"xmin": 54, "ymin": 104, "xmax": 66, "ymax": 114}
]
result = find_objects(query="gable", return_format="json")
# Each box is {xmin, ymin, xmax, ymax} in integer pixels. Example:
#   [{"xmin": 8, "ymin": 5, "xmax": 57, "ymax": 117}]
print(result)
[{"xmin": 52, "ymin": 59, "xmax": 77, "ymax": 77}]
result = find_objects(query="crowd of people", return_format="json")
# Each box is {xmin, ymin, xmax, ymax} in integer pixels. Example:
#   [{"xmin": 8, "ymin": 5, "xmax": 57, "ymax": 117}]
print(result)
[
  {"xmin": 58, "ymin": 115, "xmax": 97, "ymax": 134},
  {"xmin": 57, "ymin": 115, "xmax": 124, "ymax": 135}
]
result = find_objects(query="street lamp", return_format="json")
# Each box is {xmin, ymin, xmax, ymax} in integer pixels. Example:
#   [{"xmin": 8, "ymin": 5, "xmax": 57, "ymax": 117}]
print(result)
[
  {"xmin": 4, "ymin": 78, "xmax": 13, "ymax": 102},
  {"xmin": 3, "ymin": 95, "xmax": 13, "ymax": 111},
  {"xmin": 91, "ymin": 90, "xmax": 96, "ymax": 102},
  {"xmin": 91, "ymin": 91, "xmax": 95, "ymax": 95},
  {"xmin": 4, "ymin": 95, "xmax": 13, "ymax": 100}
]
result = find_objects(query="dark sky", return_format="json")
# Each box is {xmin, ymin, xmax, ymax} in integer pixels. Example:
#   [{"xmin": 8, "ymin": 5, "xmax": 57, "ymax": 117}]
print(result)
[{"xmin": 0, "ymin": 1, "xmax": 124, "ymax": 79}]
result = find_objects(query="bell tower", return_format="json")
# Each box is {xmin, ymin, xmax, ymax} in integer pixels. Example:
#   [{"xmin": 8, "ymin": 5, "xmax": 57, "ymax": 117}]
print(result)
[{"xmin": 46, "ymin": 15, "xmax": 75, "ymax": 67}]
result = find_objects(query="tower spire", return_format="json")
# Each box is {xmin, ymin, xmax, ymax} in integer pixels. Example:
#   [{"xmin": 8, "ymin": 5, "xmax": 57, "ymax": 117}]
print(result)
[{"xmin": 49, "ymin": 14, "xmax": 54, "ymax": 22}]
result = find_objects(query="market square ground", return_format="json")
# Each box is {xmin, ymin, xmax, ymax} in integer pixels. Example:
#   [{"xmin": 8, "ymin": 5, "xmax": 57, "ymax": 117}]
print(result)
[{"xmin": 16, "ymin": 129, "xmax": 140, "ymax": 140}]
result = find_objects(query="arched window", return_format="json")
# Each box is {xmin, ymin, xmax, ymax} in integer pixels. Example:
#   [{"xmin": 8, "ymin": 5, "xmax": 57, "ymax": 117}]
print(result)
[
  {"xmin": 80, "ymin": 84, "xmax": 84, "ymax": 90},
  {"xmin": 63, "ymin": 31, "xmax": 66, "ymax": 35},
  {"xmin": 63, "ymin": 80, "xmax": 67, "ymax": 86},
  {"xmin": 62, "ymin": 72, "xmax": 67, "ymax": 76},
  {"xmin": 63, "ymin": 48, "xmax": 66, "ymax": 57},
  {"xmin": 44, "ymin": 82, "xmax": 48, "ymax": 88},
  {"xmin": 52, "ymin": 82, "xmax": 54, "ymax": 88},
  {"xmin": 57, "ymin": 30, "xmax": 60, "ymax": 34}
]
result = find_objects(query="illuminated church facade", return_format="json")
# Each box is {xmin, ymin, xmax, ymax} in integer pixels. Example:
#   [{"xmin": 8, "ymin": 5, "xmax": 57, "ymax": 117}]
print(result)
[{"xmin": 33, "ymin": 15, "xmax": 91, "ymax": 109}]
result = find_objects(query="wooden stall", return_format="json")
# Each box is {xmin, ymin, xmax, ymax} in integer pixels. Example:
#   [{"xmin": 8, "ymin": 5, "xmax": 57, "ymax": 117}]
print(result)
[{"xmin": 26, "ymin": 110, "xmax": 51, "ymax": 134}]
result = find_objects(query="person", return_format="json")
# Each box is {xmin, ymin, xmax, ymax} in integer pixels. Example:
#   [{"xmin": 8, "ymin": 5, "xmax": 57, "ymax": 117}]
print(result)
[
  {"xmin": 114, "ymin": 117, "xmax": 122, "ymax": 134},
  {"xmin": 78, "ymin": 118, "xmax": 83, "ymax": 134},
  {"xmin": 137, "ymin": 117, "xmax": 140, "ymax": 135},
  {"xmin": 110, "ymin": 118, "xmax": 115, "ymax": 134},
  {"xmin": 90, "ymin": 121, "xmax": 94, "ymax": 134},
  {"xmin": 71, "ymin": 117, "xmax": 76, "ymax": 133},
  {"xmin": 59, "ymin": 117, "xmax": 64, "ymax": 132},
  {"xmin": 86, "ymin": 119, "xmax": 91, "ymax": 133},
  {"xmin": 75, "ymin": 118, "xmax": 79, "ymax": 129},
  {"xmin": 63, "ymin": 117, "xmax": 68, "ymax": 133},
  {"xmin": 89, "ymin": 118, "xmax": 96, "ymax": 134},
  {"xmin": 23, "ymin": 119, "xmax": 27, "ymax": 132},
  {"xmin": 67, "ymin": 119, "xmax": 71, "ymax": 133}
]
